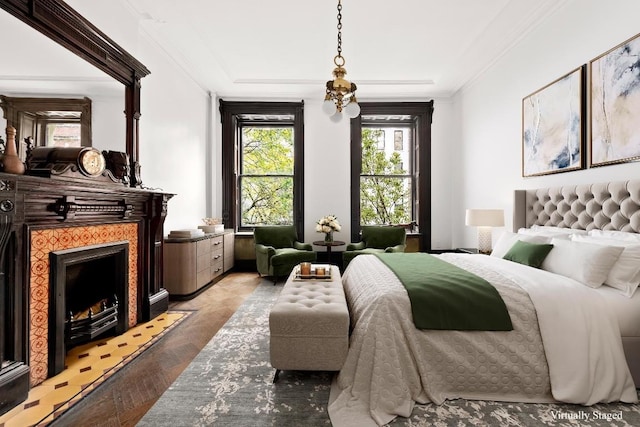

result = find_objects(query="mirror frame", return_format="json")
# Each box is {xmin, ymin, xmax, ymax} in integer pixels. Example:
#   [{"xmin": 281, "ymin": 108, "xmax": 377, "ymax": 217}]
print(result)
[{"xmin": 0, "ymin": 0, "xmax": 150, "ymax": 187}]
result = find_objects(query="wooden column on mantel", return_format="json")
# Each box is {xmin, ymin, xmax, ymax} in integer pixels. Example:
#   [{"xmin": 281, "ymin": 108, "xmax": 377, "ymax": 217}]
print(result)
[{"xmin": 0, "ymin": 172, "xmax": 173, "ymax": 415}]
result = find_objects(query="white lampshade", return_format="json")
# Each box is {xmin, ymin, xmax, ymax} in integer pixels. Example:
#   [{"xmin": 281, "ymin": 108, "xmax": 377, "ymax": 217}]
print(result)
[
  {"xmin": 322, "ymin": 99, "xmax": 337, "ymax": 116},
  {"xmin": 465, "ymin": 209, "xmax": 505, "ymax": 227},
  {"xmin": 343, "ymin": 101, "xmax": 361, "ymax": 118},
  {"xmin": 465, "ymin": 209, "xmax": 504, "ymax": 254}
]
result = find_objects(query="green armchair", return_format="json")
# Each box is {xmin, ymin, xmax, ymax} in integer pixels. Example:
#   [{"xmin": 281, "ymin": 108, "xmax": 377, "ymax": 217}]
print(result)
[
  {"xmin": 254, "ymin": 225, "xmax": 316, "ymax": 282},
  {"xmin": 343, "ymin": 225, "xmax": 406, "ymax": 269}
]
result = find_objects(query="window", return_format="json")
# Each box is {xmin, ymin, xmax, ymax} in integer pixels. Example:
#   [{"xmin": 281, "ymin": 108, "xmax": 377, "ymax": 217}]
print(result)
[
  {"xmin": 220, "ymin": 101, "xmax": 305, "ymax": 235},
  {"xmin": 239, "ymin": 125, "xmax": 294, "ymax": 227},
  {"xmin": 360, "ymin": 126, "xmax": 412, "ymax": 225},
  {"xmin": 350, "ymin": 102, "xmax": 434, "ymax": 250},
  {"xmin": 46, "ymin": 122, "xmax": 82, "ymax": 147}
]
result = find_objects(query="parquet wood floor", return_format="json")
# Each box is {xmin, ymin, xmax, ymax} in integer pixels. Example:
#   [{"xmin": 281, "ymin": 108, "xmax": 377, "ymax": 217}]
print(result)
[{"xmin": 50, "ymin": 272, "xmax": 262, "ymax": 427}]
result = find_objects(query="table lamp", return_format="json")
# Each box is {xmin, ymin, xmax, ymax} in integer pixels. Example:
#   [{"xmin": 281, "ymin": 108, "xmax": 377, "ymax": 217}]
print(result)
[{"xmin": 465, "ymin": 209, "xmax": 504, "ymax": 254}]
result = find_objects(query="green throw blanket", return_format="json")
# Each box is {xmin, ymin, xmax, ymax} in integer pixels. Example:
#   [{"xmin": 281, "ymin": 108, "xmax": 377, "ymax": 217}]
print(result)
[{"xmin": 375, "ymin": 253, "xmax": 513, "ymax": 331}]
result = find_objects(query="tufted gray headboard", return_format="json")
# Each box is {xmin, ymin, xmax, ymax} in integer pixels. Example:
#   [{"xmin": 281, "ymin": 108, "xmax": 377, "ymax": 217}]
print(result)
[{"xmin": 513, "ymin": 180, "xmax": 640, "ymax": 233}]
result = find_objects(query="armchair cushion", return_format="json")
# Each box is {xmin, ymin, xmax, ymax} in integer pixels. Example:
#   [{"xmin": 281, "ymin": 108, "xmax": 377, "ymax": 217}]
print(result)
[
  {"xmin": 361, "ymin": 226, "xmax": 407, "ymax": 250},
  {"xmin": 254, "ymin": 225, "xmax": 298, "ymax": 249},
  {"xmin": 346, "ymin": 241, "xmax": 365, "ymax": 251}
]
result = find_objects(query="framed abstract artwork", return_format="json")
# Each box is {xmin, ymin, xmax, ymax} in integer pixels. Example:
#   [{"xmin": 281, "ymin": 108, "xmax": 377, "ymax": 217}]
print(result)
[
  {"xmin": 522, "ymin": 66, "xmax": 585, "ymax": 177},
  {"xmin": 590, "ymin": 32, "xmax": 640, "ymax": 166}
]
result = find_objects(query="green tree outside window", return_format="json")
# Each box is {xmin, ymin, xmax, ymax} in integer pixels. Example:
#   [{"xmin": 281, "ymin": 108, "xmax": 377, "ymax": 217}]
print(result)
[
  {"xmin": 240, "ymin": 127, "xmax": 294, "ymax": 226},
  {"xmin": 360, "ymin": 128, "xmax": 412, "ymax": 225}
]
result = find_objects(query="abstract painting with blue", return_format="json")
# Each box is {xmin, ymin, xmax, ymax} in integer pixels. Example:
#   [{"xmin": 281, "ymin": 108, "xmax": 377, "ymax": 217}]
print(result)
[
  {"xmin": 522, "ymin": 66, "xmax": 584, "ymax": 177},
  {"xmin": 591, "ymin": 32, "xmax": 640, "ymax": 166}
]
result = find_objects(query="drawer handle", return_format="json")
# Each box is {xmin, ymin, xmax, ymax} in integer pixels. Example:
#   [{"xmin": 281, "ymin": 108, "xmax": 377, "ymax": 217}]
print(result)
[
  {"xmin": 213, "ymin": 255, "xmax": 221, "ymax": 260},
  {"xmin": 213, "ymin": 241, "xmax": 222, "ymax": 245},
  {"xmin": 214, "ymin": 267, "xmax": 222, "ymax": 273}
]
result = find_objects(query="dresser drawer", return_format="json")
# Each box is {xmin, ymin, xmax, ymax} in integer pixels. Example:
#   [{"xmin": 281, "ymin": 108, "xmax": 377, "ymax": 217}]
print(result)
[
  {"xmin": 210, "ymin": 236, "xmax": 223, "ymax": 250},
  {"xmin": 211, "ymin": 258, "xmax": 224, "ymax": 279}
]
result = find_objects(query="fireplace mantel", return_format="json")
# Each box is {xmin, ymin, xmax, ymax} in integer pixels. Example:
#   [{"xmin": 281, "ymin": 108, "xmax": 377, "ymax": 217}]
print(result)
[{"xmin": 0, "ymin": 172, "xmax": 173, "ymax": 414}]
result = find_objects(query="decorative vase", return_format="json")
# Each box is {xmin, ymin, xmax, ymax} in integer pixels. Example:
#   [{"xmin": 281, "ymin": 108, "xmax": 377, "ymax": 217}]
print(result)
[
  {"xmin": 324, "ymin": 231, "xmax": 333, "ymax": 243},
  {"xmin": 1, "ymin": 126, "xmax": 25, "ymax": 175}
]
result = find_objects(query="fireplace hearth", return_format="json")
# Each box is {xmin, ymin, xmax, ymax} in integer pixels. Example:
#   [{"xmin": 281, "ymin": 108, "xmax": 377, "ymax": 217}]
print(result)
[{"xmin": 49, "ymin": 242, "xmax": 129, "ymax": 377}]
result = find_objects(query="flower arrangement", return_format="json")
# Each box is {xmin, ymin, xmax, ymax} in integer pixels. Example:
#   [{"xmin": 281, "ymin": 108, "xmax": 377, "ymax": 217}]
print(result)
[
  {"xmin": 316, "ymin": 215, "xmax": 341, "ymax": 242},
  {"xmin": 202, "ymin": 217, "xmax": 222, "ymax": 225}
]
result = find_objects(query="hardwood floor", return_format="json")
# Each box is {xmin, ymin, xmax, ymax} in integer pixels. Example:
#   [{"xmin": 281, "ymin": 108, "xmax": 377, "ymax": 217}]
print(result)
[{"xmin": 51, "ymin": 272, "xmax": 262, "ymax": 427}]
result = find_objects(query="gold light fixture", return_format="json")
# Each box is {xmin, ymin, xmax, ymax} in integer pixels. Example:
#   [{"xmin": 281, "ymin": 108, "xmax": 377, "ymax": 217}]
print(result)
[{"xmin": 322, "ymin": 0, "xmax": 360, "ymax": 120}]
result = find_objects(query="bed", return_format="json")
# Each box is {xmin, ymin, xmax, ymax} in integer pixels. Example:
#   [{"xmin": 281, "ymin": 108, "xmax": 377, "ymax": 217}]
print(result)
[{"xmin": 328, "ymin": 179, "xmax": 640, "ymax": 427}]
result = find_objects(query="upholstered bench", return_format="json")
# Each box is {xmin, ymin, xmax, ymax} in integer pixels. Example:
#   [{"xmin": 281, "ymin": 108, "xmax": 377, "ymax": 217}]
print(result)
[{"xmin": 269, "ymin": 265, "xmax": 349, "ymax": 381}]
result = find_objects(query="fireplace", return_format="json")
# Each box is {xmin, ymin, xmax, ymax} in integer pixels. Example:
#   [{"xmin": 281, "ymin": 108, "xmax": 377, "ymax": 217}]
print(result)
[
  {"xmin": 0, "ymin": 172, "xmax": 172, "ymax": 415},
  {"xmin": 29, "ymin": 223, "xmax": 139, "ymax": 386},
  {"xmin": 49, "ymin": 241, "xmax": 129, "ymax": 377}
]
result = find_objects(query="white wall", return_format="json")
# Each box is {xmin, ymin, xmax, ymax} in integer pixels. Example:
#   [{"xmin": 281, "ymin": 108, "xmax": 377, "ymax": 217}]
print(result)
[
  {"xmin": 68, "ymin": 0, "xmax": 211, "ymax": 233},
  {"xmin": 136, "ymin": 33, "xmax": 209, "ymax": 232},
  {"xmin": 303, "ymin": 99, "xmax": 352, "ymax": 243},
  {"xmin": 453, "ymin": 0, "xmax": 640, "ymax": 248}
]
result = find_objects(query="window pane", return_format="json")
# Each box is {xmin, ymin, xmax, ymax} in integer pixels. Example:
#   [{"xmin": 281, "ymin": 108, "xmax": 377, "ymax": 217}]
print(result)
[
  {"xmin": 360, "ymin": 176, "xmax": 412, "ymax": 225},
  {"xmin": 362, "ymin": 127, "xmax": 409, "ymax": 176},
  {"xmin": 241, "ymin": 127, "xmax": 293, "ymax": 175},
  {"xmin": 240, "ymin": 176, "xmax": 293, "ymax": 226},
  {"xmin": 46, "ymin": 123, "xmax": 81, "ymax": 147}
]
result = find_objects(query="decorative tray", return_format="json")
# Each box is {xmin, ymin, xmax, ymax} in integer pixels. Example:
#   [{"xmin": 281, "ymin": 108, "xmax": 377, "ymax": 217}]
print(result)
[{"xmin": 293, "ymin": 264, "xmax": 333, "ymax": 281}]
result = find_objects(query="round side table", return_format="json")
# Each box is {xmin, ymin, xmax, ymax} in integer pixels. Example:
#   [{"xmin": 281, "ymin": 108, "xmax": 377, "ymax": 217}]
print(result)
[{"xmin": 312, "ymin": 240, "xmax": 346, "ymax": 264}]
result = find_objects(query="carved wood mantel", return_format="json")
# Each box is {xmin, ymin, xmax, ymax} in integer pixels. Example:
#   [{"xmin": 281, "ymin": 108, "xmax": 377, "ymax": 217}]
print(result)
[{"xmin": 0, "ymin": 172, "xmax": 173, "ymax": 414}]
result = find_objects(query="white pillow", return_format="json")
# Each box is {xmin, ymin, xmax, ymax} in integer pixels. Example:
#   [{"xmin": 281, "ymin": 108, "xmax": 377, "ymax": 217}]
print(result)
[
  {"xmin": 491, "ymin": 231, "xmax": 550, "ymax": 258},
  {"xmin": 571, "ymin": 235, "xmax": 640, "ymax": 297},
  {"xmin": 541, "ymin": 238, "xmax": 624, "ymax": 288},
  {"xmin": 517, "ymin": 228, "xmax": 572, "ymax": 239},
  {"xmin": 530, "ymin": 225, "xmax": 588, "ymax": 235},
  {"xmin": 588, "ymin": 229, "xmax": 640, "ymax": 243}
]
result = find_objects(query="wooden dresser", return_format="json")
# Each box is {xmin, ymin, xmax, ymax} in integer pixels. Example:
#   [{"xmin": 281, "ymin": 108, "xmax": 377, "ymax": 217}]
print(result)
[{"xmin": 164, "ymin": 230, "xmax": 235, "ymax": 298}]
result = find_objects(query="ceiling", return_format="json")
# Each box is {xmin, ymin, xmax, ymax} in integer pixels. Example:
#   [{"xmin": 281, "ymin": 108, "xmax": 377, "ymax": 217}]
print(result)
[
  {"xmin": 124, "ymin": 0, "xmax": 568, "ymax": 99},
  {"xmin": 0, "ymin": 0, "xmax": 568, "ymax": 100}
]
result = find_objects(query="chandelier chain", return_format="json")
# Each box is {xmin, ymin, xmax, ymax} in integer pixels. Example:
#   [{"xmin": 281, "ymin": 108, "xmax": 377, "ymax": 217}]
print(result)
[
  {"xmin": 323, "ymin": 0, "xmax": 359, "ymax": 118},
  {"xmin": 336, "ymin": 0, "xmax": 342, "ymax": 58}
]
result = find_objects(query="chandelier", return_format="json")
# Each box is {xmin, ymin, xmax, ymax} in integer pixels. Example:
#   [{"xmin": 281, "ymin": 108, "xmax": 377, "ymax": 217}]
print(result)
[{"xmin": 322, "ymin": 0, "xmax": 360, "ymax": 120}]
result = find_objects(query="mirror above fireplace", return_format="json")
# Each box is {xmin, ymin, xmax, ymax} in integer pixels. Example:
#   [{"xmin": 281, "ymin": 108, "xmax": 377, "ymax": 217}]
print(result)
[{"xmin": 0, "ymin": 0, "xmax": 150, "ymax": 186}]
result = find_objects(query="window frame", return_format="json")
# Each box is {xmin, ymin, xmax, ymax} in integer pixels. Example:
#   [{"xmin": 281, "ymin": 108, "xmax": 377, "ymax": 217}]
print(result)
[
  {"xmin": 350, "ymin": 101, "xmax": 434, "ymax": 251},
  {"xmin": 237, "ymin": 121, "xmax": 295, "ymax": 229},
  {"xmin": 360, "ymin": 123, "xmax": 414, "ymax": 225},
  {"xmin": 220, "ymin": 100, "xmax": 305, "ymax": 236}
]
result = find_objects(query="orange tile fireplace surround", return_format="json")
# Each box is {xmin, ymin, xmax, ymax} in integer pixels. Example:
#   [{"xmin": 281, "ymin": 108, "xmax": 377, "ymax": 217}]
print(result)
[{"xmin": 29, "ymin": 223, "xmax": 139, "ymax": 386}]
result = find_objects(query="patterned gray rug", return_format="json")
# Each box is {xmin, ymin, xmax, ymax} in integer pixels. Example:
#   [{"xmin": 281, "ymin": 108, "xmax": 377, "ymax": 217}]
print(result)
[{"xmin": 139, "ymin": 281, "xmax": 640, "ymax": 427}]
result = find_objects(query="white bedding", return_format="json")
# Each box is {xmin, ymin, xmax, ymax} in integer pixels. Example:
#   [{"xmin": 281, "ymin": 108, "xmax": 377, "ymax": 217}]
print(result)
[
  {"xmin": 593, "ymin": 285, "xmax": 640, "ymax": 337},
  {"xmin": 328, "ymin": 253, "xmax": 638, "ymax": 427}
]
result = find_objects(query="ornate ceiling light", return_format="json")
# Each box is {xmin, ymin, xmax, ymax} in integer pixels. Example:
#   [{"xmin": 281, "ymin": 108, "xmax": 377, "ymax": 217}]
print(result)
[{"xmin": 322, "ymin": 0, "xmax": 360, "ymax": 120}]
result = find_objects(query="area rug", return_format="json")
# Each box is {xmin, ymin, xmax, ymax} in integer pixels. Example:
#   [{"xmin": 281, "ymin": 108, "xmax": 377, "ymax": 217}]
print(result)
[
  {"xmin": 139, "ymin": 284, "xmax": 640, "ymax": 427},
  {"xmin": 0, "ymin": 311, "xmax": 190, "ymax": 427}
]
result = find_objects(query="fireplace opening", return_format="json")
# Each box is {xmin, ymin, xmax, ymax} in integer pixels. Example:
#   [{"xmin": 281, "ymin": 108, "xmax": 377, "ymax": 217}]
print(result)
[{"xmin": 49, "ymin": 241, "xmax": 129, "ymax": 377}]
